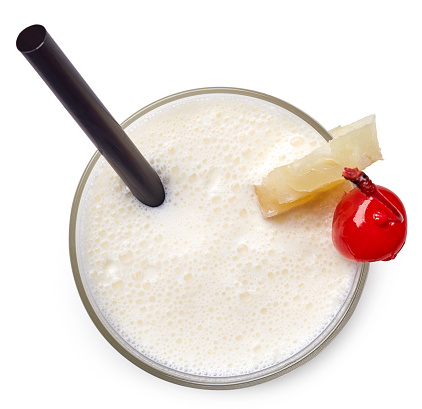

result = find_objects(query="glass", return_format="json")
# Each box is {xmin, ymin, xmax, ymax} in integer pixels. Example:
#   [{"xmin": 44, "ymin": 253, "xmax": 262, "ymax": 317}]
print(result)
[{"xmin": 69, "ymin": 87, "xmax": 369, "ymax": 389}]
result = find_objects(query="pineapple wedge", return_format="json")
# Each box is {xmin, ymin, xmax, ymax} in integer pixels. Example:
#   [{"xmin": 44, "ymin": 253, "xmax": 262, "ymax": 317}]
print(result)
[{"xmin": 255, "ymin": 115, "xmax": 382, "ymax": 217}]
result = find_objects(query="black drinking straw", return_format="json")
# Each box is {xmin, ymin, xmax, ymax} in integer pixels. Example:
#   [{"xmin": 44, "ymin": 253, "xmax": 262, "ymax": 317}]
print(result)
[{"xmin": 16, "ymin": 24, "xmax": 165, "ymax": 207}]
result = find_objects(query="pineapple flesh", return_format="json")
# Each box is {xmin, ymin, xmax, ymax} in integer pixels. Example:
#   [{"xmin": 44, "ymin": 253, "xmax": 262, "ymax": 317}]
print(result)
[{"xmin": 255, "ymin": 115, "xmax": 382, "ymax": 217}]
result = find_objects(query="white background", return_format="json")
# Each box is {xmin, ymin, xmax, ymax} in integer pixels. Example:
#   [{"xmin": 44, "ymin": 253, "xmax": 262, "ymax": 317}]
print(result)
[{"xmin": 2, "ymin": 1, "xmax": 421, "ymax": 407}]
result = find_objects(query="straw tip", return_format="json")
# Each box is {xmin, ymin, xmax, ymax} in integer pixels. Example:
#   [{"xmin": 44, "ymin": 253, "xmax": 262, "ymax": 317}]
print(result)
[{"xmin": 17, "ymin": 24, "xmax": 47, "ymax": 53}]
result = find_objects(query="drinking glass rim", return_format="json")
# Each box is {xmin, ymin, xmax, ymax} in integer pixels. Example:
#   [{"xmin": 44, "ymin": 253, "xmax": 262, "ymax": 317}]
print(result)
[{"xmin": 69, "ymin": 87, "xmax": 369, "ymax": 389}]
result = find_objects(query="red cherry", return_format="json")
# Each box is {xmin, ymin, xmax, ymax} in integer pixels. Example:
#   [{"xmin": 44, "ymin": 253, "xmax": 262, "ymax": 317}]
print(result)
[{"xmin": 332, "ymin": 168, "xmax": 407, "ymax": 262}]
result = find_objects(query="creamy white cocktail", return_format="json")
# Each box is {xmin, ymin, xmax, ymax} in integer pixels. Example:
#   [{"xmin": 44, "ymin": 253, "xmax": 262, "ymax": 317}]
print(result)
[{"xmin": 71, "ymin": 89, "xmax": 365, "ymax": 387}]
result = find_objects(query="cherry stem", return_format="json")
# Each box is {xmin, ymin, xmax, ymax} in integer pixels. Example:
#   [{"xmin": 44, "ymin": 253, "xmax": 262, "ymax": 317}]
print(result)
[{"xmin": 342, "ymin": 168, "xmax": 404, "ymax": 223}]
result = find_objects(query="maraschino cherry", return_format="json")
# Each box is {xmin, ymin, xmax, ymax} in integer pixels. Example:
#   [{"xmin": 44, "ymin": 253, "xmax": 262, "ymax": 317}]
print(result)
[{"xmin": 332, "ymin": 168, "xmax": 407, "ymax": 262}]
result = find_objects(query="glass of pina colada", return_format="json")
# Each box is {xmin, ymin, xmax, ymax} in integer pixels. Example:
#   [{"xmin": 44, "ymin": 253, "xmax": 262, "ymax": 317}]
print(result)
[{"xmin": 69, "ymin": 87, "xmax": 368, "ymax": 389}]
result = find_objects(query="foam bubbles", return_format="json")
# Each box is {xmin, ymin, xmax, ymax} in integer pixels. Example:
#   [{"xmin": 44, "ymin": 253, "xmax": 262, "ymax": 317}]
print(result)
[{"xmin": 78, "ymin": 94, "xmax": 358, "ymax": 377}]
